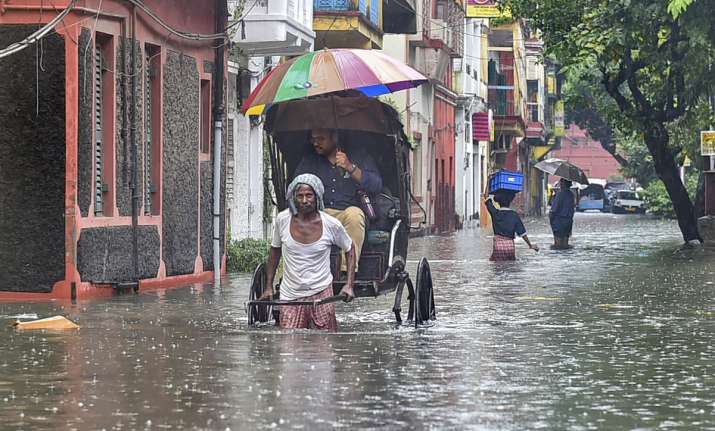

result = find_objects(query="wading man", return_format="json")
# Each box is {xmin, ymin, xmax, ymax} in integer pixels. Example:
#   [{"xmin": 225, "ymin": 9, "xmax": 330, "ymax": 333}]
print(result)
[
  {"xmin": 295, "ymin": 129, "xmax": 383, "ymax": 270},
  {"xmin": 550, "ymin": 178, "xmax": 576, "ymax": 249},
  {"xmin": 260, "ymin": 174, "xmax": 356, "ymax": 331}
]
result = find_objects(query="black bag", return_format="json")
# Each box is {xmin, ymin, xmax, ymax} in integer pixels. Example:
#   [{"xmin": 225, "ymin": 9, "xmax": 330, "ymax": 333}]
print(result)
[{"xmin": 370, "ymin": 193, "xmax": 401, "ymax": 231}]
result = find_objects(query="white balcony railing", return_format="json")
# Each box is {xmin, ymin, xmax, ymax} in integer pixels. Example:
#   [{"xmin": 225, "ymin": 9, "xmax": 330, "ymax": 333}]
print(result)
[{"xmin": 229, "ymin": 0, "xmax": 315, "ymax": 56}]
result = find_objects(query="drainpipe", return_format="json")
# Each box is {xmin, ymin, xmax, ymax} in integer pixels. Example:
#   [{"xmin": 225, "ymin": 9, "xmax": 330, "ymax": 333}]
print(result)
[
  {"xmin": 130, "ymin": 5, "xmax": 140, "ymax": 287},
  {"xmin": 212, "ymin": 0, "xmax": 227, "ymax": 285}
]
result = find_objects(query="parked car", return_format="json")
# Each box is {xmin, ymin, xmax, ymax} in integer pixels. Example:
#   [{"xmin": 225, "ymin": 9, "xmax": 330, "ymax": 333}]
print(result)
[
  {"xmin": 578, "ymin": 183, "xmax": 606, "ymax": 212},
  {"xmin": 611, "ymin": 190, "xmax": 646, "ymax": 214}
]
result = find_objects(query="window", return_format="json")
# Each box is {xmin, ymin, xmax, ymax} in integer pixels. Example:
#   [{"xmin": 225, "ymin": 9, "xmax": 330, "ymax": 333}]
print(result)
[
  {"xmin": 494, "ymin": 134, "xmax": 511, "ymax": 151},
  {"xmin": 527, "ymin": 79, "xmax": 539, "ymax": 122},
  {"xmin": 434, "ymin": 0, "xmax": 447, "ymax": 19},
  {"xmin": 200, "ymin": 79, "xmax": 211, "ymax": 154},
  {"xmin": 94, "ymin": 34, "xmax": 115, "ymax": 217},
  {"xmin": 412, "ymin": 139, "xmax": 422, "ymax": 192},
  {"xmin": 145, "ymin": 44, "xmax": 161, "ymax": 215}
]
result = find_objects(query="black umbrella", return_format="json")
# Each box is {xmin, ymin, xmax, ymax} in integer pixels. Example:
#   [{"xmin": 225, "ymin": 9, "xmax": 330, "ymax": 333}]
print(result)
[{"xmin": 534, "ymin": 158, "xmax": 589, "ymax": 185}]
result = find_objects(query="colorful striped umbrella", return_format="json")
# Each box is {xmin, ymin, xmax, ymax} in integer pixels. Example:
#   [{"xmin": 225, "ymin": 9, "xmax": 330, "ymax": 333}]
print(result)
[{"xmin": 241, "ymin": 49, "xmax": 428, "ymax": 116}]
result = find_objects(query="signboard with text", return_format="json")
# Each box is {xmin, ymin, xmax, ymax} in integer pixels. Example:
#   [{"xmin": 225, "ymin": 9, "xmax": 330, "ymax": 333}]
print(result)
[
  {"xmin": 466, "ymin": 0, "xmax": 509, "ymax": 18},
  {"xmin": 702, "ymin": 131, "xmax": 715, "ymax": 156},
  {"xmin": 554, "ymin": 100, "xmax": 565, "ymax": 137}
]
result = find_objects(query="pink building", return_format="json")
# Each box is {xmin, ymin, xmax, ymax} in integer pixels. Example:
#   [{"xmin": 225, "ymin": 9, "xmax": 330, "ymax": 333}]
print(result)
[{"xmin": 550, "ymin": 124, "xmax": 622, "ymax": 181}]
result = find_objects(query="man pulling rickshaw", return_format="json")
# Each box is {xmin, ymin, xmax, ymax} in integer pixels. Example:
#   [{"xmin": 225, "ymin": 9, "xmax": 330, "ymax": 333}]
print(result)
[
  {"xmin": 259, "ymin": 174, "xmax": 356, "ymax": 330},
  {"xmin": 242, "ymin": 48, "xmax": 436, "ymax": 329}
]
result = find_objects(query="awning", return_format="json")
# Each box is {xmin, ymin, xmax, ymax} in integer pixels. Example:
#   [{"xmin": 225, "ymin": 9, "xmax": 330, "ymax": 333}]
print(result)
[{"xmin": 472, "ymin": 112, "xmax": 490, "ymax": 141}]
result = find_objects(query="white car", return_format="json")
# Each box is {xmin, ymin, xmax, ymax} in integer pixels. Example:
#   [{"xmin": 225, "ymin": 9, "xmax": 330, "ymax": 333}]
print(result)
[{"xmin": 611, "ymin": 190, "xmax": 646, "ymax": 214}]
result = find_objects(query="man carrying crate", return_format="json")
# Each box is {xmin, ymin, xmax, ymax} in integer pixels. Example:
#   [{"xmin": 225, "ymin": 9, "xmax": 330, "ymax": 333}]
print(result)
[{"xmin": 484, "ymin": 171, "xmax": 539, "ymax": 261}]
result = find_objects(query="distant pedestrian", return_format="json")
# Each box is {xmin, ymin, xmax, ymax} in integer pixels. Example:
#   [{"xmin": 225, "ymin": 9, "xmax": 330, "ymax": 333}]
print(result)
[
  {"xmin": 484, "ymin": 190, "xmax": 539, "ymax": 261},
  {"xmin": 550, "ymin": 178, "xmax": 576, "ymax": 249}
]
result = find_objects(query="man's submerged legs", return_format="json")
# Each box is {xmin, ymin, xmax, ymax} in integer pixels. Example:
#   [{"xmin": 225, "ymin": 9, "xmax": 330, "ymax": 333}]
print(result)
[{"xmin": 279, "ymin": 287, "xmax": 338, "ymax": 331}]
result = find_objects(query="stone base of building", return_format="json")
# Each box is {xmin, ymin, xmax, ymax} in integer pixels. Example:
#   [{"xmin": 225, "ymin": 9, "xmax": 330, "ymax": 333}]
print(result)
[{"xmin": 698, "ymin": 216, "xmax": 715, "ymax": 245}]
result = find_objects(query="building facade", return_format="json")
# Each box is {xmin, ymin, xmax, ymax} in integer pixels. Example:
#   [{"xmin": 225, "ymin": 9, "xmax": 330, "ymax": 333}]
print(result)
[
  {"xmin": 382, "ymin": 0, "xmax": 464, "ymax": 234},
  {"xmin": 550, "ymin": 124, "xmax": 622, "ymax": 181},
  {"xmin": 226, "ymin": 0, "xmax": 315, "ymax": 241},
  {"xmin": 0, "ymin": 0, "xmax": 228, "ymax": 299},
  {"xmin": 454, "ymin": 18, "xmax": 489, "ymax": 227}
]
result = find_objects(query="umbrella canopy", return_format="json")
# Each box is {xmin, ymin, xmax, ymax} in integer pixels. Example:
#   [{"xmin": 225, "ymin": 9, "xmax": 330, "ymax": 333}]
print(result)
[
  {"xmin": 534, "ymin": 158, "xmax": 590, "ymax": 185},
  {"xmin": 242, "ymin": 49, "xmax": 427, "ymax": 116}
]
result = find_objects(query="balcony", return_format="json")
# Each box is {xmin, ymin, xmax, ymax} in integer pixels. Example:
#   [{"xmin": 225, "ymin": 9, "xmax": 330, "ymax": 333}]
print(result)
[
  {"xmin": 488, "ymin": 87, "xmax": 526, "ymax": 136},
  {"xmin": 411, "ymin": 0, "xmax": 463, "ymax": 58},
  {"xmin": 313, "ymin": 0, "xmax": 383, "ymax": 49},
  {"xmin": 229, "ymin": 0, "xmax": 315, "ymax": 56},
  {"xmin": 383, "ymin": 0, "xmax": 417, "ymax": 34}
]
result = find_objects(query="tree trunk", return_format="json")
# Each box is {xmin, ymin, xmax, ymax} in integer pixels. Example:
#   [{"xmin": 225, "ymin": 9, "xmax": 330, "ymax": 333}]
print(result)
[{"xmin": 644, "ymin": 124, "xmax": 702, "ymax": 243}]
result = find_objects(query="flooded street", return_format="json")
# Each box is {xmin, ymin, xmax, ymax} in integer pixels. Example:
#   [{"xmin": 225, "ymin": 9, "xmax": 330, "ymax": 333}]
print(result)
[{"xmin": 2, "ymin": 213, "xmax": 715, "ymax": 430}]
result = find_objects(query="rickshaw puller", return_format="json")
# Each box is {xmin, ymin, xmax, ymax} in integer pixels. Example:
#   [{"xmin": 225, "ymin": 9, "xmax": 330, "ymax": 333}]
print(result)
[
  {"xmin": 260, "ymin": 174, "xmax": 356, "ymax": 330},
  {"xmin": 295, "ymin": 129, "xmax": 383, "ymax": 270}
]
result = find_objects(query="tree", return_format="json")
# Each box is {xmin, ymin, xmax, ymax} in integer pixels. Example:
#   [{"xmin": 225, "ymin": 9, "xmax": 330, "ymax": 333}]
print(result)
[{"xmin": 503, "ymin": 0, "xmax": 715, "ymax": 242}]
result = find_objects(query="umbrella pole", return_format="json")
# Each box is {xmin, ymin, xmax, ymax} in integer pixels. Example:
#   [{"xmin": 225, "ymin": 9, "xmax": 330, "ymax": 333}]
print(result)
[{"xmin": 331, "ymin": 95, "xmax": 342, "ymax": 151}]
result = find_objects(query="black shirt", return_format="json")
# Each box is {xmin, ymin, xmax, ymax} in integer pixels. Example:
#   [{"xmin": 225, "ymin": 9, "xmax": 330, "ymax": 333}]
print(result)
[
  {"xmin": 486, "ymin": 198, "xmax": 527, "ymax": 239},
  {"xmin": 295, "ymin": 150, "xmax": 382, "ymax": 210}
]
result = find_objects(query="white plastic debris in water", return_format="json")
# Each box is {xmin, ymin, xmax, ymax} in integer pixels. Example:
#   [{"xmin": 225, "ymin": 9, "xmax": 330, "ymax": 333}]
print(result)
[
  {"xmin": 13, "ymin": 316, "xmax": 79, "ymax": 330},
  {"xmin": 2, "ymin": 314, "xmax": 39, "ymax": 320}
]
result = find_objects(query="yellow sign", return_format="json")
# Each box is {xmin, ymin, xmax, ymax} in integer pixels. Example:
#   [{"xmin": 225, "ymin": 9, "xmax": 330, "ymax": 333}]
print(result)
[
  {"xmin": 547, "ymin": 75, "xmax": 556, "ymax": 95},
  {"xmin": 554, "ymin": 100, "xmax": 565, "ymax": 137},
  {"xmin": 702, "ymin": 131, "xmax": 715, "ymax": 156},
  {"xmin": 466, "ymin": 0, "xmax": 510, "ymax": 17},
  {"xmin": 532, "ymin": 145, "xmax": 553, "ymax": 161}
]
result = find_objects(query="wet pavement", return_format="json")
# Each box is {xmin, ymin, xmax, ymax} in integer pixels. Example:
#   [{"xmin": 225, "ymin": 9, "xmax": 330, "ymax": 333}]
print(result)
[{"xmin": 1, "ymin": 213, "xmax": 715, "ymax": 430}]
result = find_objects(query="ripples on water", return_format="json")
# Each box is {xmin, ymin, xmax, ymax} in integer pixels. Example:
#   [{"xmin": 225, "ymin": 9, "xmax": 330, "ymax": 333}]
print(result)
[{"xmin": 1, "ymin": 213, "xmax": 714, "ymax": 430}]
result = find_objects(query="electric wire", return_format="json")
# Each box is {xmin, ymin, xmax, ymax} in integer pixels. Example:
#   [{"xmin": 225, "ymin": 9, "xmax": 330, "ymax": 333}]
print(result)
[{"xmin": 0, "ymin": 0, "xmax": 75, "ymax": 59}]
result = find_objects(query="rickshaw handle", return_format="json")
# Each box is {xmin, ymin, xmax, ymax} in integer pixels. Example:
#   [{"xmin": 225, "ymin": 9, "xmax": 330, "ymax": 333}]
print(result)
[{"xmin": 247, "ymin": 293, "xmax": 348, "ymax": 307}]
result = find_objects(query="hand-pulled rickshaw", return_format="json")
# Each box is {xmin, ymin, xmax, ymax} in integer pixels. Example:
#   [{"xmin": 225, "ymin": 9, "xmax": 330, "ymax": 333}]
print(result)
[{"xmin": 245, "ymin": 93, "xmax": 436, "ymax": 328}]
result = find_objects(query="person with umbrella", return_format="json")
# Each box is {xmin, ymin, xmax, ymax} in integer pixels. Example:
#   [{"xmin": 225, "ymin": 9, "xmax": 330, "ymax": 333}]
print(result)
[
  {"xmin": 534, "ymin": 158, "xmax": 588, "ymax": 250},
  {"xmin": 549, "ymin": 178, "xmax": 576, "ymax": 249},
  {"xmin": 294, "ymin": 128, "xmax": 382, "ymax": 271}
]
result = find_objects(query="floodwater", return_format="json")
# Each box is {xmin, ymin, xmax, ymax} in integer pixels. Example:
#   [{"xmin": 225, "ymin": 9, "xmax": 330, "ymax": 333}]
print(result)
[{"xmin": 2, "ymin": 213, "xmax": 715, "ymax": 430}]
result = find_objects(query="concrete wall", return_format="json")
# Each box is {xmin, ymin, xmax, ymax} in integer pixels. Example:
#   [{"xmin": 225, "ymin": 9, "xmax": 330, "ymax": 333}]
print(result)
[
  {"xmin": 162, "ymin": 51, "xmax": 200, "ymax": 276},
  {"xmin": 0, "ymin": 26, "xmax": 66, "ymax": 292}
]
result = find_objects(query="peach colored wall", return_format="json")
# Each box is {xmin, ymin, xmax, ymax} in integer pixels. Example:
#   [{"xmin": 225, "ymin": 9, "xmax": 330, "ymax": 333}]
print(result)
[{"xmin": 0, "ymin": 1, "xmax": 226, "ymax": 300}]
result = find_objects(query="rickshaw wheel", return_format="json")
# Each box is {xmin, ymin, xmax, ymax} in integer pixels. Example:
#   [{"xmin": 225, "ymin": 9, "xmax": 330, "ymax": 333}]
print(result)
[
  {"xmin": 414, "ymin": 257, "xmax": 436, "ymax": 327},
  {"xmin": 248, "ymin": 263, "xmax": 272, "ymax": 325}
]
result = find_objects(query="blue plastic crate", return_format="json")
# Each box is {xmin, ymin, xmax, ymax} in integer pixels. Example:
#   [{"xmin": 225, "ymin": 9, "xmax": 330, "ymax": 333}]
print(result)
[{"xmin": 490, "ymin": 170, "xmax": 524, "ymax": 193}]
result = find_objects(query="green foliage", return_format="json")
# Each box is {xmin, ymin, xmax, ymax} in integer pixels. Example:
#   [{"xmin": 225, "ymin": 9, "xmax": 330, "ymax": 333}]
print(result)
[
  {"xmin": 616, "ymin": 131, "xmax": 657, "ymax": 186},
  {"xmin": 504, "ymin": 0, "xmax": 715, "ymax": 239},
  {"xmin": 667, "ymin": 0, "xmax": 695, "ymax": 18},
  {"xmin": 227, "ymin": 238, "xmax": 269, "ymax": 273},
  {"xmin": 642, "ymin": 172, "xmax": 699, "ymax": 218}
]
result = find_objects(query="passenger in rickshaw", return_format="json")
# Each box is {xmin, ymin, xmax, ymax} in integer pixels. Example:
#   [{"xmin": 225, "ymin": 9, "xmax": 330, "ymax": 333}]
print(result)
[
  {"xmin": 259, "ymin": 174, "xmax": 356, "ymax": 330},
  {"xmin": 294, "ymin": 128, "xmax": 383, "ymax": 270}
]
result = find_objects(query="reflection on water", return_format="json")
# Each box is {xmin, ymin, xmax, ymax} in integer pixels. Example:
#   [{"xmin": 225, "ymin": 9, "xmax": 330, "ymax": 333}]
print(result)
[{"xmin": 1, "ymin": 213, "xmax": 715, "ymax": 429}]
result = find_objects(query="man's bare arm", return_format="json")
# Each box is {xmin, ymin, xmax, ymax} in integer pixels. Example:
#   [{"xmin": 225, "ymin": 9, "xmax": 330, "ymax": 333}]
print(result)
[
  {"xmin": 260, "ymin": 247, "xmax": 282, "ymax": 299},
  {"xmin": 339, "ymin": 244, "xmax": 356, "ymax": 302}
]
